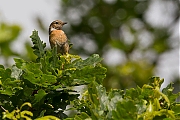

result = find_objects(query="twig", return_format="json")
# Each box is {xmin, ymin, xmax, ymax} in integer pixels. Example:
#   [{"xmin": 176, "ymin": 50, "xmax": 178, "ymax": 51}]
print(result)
[{"xmin": 0, "ymin": 105, "xmax": 7, "ymax": 112}]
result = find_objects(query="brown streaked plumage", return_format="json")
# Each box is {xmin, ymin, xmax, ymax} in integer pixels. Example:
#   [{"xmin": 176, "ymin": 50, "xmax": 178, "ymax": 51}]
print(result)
[{"xmin": 49, "ymin": 20, "xmax": 69, "ymax": 54}]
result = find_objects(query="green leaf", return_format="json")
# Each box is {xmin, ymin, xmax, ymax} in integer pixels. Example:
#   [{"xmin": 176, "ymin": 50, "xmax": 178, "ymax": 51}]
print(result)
[
  {"xmin": 2, "ymin": 102, "xmax": 32, "ymax": 120},
  {"xmin": 20, "ymin": 102, "xmax": 32, "ymax": 110},
  {"xmin": 2, "ymin": 110, "xmax": 19, "ymax": 119},
  {"xmin": 70, "ymin": 66, "xmax": 106, "ymax": 85},
  {"xmin": 32, "ymin": 89, "xmax": 47, "ymax": 105},
  {"xmin": 58, "ymin": 54, "xmax": 106, "ymax": 86},
  {"xmin": 125, "ymin": 87, "xmax": 140, "ymax": 100},
  {"xmin": 172, "ymin": 104, "xmax": 180, "ymax": 115},
  {"xmin": 35, "ymin": 115, "xmax": 60, "ymax": 120},
  {"xmin": 149, "ymin": 76, "xmax": 164, "ymax": 88},
  {"xmin": 16, "ymin": 61, "xmax": 57, "ymax": 87},
  {"xmin": 20, "ymin": 110, "xmax": 33, "ymax": 120},
  {"xmin": 14, "ymin": 58, "xmax": 26, "ymax": 68},
  {"xmin": 88, "ymin": 82, "xmax": 100, "ymax": 108},
  {"xmin": 74, "ymin": 112, "xmax": 92, "ymax": 120},
  {"xmin": 107, "ymin": 89, "xmax": 124, "ymax": 113},
  {"xmin": 23, "ymin": 87, "xmax": 33, "ymax": 97},
  {"xmin": 112, "ymin": 100, "xmax": 137, "ymax": 119},
  {"xmin": 0, "ymin": 67, "xmax": 22, "ymax": 95},
  {"xmin": 51, "ymin": 45, "xmax": 58, "ymax": 68},
  {"xmin": 0, "ymin": 67, "xmax": 12, "ymax": 80},
  {"xmin": 0, "ymin": 64, "xmax": 5, "ymax": 69},
  {"xmin": 162, "ymin": 83, "xmax": 180, "ymax": 103},
  {"xmin": 71, "ymin": 54, "xmax": 103, "ymax": 69},
  {"xmin": 30, "ymin": 30, "xmax": 46, "ymax": 58},
  {"xmin": 38, "ymin": 110, "xmax": 47, "ymax": 118}
]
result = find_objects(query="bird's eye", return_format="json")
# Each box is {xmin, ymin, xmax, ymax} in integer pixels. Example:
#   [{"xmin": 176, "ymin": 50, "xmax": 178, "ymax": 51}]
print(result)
[{"xmin": 55, "ymin": 22, "xmax": 58, "ymax": 24}]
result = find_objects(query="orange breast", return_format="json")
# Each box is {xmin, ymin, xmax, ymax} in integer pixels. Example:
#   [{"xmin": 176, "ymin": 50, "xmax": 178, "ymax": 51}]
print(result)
[{"xmin": 49, "ymin": 30, "xmax": 67, "ymax": 48}]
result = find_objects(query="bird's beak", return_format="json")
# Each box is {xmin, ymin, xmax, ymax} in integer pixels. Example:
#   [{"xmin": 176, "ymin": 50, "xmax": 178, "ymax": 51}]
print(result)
[{"xmin": 63, "ymin": 22, "xmax": 67, "ymax": 25}]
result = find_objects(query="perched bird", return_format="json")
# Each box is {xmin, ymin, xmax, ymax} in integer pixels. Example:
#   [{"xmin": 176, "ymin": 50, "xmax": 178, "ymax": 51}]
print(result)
[{"xmin": 49, "ymin": 20, "xmax": 69, "ymax": 54}]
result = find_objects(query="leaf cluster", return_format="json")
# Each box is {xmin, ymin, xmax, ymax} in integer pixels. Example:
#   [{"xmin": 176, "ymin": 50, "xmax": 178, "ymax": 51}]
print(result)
[
  {"xmin": 0, "ymin": 30, "xmax": 106, "ymax": 119},
  {"xmin": 0, "ymin": 30, "xmax": 179, "ymax": 120}
]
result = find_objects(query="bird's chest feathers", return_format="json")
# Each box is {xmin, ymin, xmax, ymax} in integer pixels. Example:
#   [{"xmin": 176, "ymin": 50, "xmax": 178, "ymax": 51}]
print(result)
[{"xmin": 50, "ymin": 30, "xmax": 66, "ymax": 43}]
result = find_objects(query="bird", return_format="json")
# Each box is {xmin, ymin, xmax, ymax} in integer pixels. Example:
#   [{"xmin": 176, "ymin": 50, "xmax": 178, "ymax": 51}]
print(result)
[{"xmin": 49, "ymin": 20, "xmax": 69, "ymax": 55}]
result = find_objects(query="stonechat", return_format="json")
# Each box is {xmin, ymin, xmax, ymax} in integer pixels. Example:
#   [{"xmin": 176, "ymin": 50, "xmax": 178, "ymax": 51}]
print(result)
[{"xmin": 49, "ymin": 20, "xmax": 69, "ymax": 54}]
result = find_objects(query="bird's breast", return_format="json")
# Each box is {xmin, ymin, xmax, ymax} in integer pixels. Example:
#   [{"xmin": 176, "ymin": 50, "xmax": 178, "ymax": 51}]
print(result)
[{"xmin": 49, "ymin": 30, "xmax": 67, "ymax": 44}]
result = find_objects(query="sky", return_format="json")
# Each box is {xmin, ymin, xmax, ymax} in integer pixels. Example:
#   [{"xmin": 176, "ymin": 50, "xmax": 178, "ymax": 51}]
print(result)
[
  {"xmin": 0, "ymin": 0, "xmax": 59, "ymax": 51},
  {"xmin": 0, "ymin": 0, "xmax": 179, "ymax": 89}
]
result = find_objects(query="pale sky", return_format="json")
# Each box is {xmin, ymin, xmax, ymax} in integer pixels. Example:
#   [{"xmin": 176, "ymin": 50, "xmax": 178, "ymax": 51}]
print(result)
[{"xmin": 0, "ymin": 0, "xmax": 59, "ymax": 52}]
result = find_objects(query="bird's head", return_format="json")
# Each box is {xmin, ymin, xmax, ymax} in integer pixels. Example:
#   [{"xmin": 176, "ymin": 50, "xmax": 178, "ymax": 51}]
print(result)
[{"xmin": 49, "ymin": 20, "xmax": 67, "ymax": 34}]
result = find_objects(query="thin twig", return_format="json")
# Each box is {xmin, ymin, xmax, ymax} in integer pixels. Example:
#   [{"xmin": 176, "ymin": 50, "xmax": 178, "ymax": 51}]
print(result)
[{"xmin": 0, "ymin": 105, "xmax": 7, "ymax": 112}]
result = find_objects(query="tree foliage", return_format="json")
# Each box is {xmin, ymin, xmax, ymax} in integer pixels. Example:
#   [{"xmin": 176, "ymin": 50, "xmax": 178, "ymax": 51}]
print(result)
[
  {"xmin": 0, "ymin": 21, "xmax": 36, "ymax": 67},
  {"xmin": 0, "ymin": 30, "xmax": 179, "ymax": 120},
  {"xmin": 0, "ymin": 22, "xmax": 21, "ymax": 66},
  {"xmin": 52, "ymin": 0, "xmax": 179, "ymax": 89}
]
